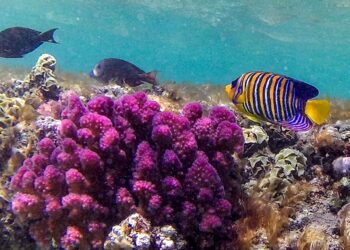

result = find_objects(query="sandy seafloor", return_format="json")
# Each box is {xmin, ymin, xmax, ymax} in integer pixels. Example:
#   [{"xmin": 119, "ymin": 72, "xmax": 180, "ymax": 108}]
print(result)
[{"xmin": 1, "ymin": 57, "xmax": 350, "ymax": 250}]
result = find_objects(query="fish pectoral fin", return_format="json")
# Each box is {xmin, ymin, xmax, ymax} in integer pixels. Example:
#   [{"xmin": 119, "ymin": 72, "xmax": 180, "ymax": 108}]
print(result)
[
  {"xmin": 245, "ymin": 114, "xmax": 260, "ymax": 123},
  {"xmin": 138, "ymin": 71, "xmax": 158, "ymax": 85},
  {"xmin": 236, "ymin": 93, "xmax": 245, "ymax": 104},
  {"xmin": 236, "ymin": 104, "xmax": 260, "ymax": 123},
  {"xmin": 244, "ymin": 114, "xmax": 261, "ymax": 123},
  {"xmin": 283, "ymin": 113, "xmax": 312, "ymax": 131}
]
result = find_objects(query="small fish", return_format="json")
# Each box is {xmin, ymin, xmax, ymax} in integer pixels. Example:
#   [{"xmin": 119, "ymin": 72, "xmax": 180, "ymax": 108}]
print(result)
[
  {"xmin": 90, "ymin": 58, "xmax": 157, "ymax": 86},
  {"xmin": 0, "ymin": 27, "xmax": 58, "ymax": 58},
  {"xmin": 225, "ymin": 71, "xmax": 330, "ymax": 131}
]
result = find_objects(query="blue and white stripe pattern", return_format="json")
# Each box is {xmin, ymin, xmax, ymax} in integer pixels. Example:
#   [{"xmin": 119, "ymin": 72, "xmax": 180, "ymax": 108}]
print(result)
[{"xmin": 230, "ymin": 71, "xmax": 313, "ymax": 131}]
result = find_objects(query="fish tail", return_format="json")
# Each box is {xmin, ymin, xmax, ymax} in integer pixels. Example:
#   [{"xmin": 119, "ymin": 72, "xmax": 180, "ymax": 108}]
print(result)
[
  {"xmin": 40, "ymin": 28, "xmax": 58, "ymax": 43},
  {"xmin": 141, "ymin": 70, "xmax": 158, "ymax": 85},
  {"xmin": 305, "ymin": 99, "xmax": 330, "ymax": 125}
]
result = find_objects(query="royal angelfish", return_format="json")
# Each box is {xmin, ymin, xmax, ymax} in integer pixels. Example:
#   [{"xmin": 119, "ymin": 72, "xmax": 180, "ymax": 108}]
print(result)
[{"xmin": 225, "ymin": 71, "xmax": 330, "ymax": 131}]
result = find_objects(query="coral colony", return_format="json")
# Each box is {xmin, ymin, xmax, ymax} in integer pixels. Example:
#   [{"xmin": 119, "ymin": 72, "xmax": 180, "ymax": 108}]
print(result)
[{"xmin": 10, "ymin": 91, "xmax": 244, "ymax": 249}]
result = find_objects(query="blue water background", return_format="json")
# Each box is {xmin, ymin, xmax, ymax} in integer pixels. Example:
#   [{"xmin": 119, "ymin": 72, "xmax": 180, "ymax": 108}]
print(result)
[{"xmin": 0, "ymin": 0, "xmax": 349, "ymax": 98}]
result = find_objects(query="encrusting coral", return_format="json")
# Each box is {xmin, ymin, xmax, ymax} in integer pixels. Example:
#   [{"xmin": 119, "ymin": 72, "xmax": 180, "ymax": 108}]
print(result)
[
  {"xmin": 0, "ymin": 94, "xmax": 25, "ymax": 130},
  {"xmin": 10, "ymin": 91, "xmax": 244, "ymax": 249},
  {"xmin": 242, "ymin": 125, "xmax": 269, "ymax": 157},
  {"xmin": 243, "ymin": 147, "xmax": 307, "ymax": 203},
  {"xmin": 0, "ymin": 93, "xmax": 38, "ymax": 173},
  {"xmin": 0, "ymin": 54, "xmax": 61, "ymax": 177}
]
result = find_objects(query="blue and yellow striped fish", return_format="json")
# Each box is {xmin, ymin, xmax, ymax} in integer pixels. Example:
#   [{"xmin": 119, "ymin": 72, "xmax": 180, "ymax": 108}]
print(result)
[{"xmin": 225, "ymin": 71, "xmax": 330, "ymax": 131}]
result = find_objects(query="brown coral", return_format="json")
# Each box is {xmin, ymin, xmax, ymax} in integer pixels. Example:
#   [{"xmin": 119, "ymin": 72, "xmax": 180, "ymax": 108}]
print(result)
[
  {"xmin": 296, "ymin": 226, "xmax": 329, "ymax": 250},
  {"xmin": 338, "ymin": 203, "xmax": 350, "ymax": 249},
  {"xmin": 235, "ymin": 182, "xmax": 315, "ymax": 249}
]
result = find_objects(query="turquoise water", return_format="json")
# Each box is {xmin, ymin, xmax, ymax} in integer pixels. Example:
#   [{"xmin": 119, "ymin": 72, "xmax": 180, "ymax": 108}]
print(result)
[{"xmin": 1, "ymin": 0, "xmax": 350, "ymax": 98}]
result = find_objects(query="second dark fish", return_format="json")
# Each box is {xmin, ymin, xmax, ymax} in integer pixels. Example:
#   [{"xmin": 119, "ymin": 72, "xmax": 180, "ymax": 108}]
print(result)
[
  {"xmin": 90, "ymin": 58, "xmax": 157, "ymax": 86},
  {"xmin": 0, "ymin": 27, "xmax": 58, "ymax": 58}
]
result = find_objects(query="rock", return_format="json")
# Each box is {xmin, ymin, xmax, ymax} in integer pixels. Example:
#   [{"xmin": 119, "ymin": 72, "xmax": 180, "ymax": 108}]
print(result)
[
  {"xmin": 333, "ymin": 156, "xmax": 350, "ymax": 178},
  {"xmin": 104, "ymin": 213, "xmax": 187, "ymax": 250},
  {"xmin": 104, "ymin": 213, "xmax": 151, "ymax": 250},
  {"xmin": 153, "ymin": 225, "xmax": 187, "ymax": 250}
]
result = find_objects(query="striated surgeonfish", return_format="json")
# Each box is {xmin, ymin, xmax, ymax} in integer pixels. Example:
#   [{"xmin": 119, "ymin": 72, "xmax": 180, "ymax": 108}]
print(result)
[
  {"xmin": 90, "ymin": 58, "xmax": 158, "ymax": 87},
  {"xmin": 0, "ymin": 27, "xmax": 58, "ymax": 58},
  {"xmin": 225, "ymin": 71, "xmax": 330, "ymax": 131}
]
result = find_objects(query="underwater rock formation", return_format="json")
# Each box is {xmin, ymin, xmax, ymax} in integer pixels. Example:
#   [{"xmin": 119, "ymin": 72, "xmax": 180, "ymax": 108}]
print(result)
[
  {"xmin": 104, "ymin": 213, "xmax": 152, "ymax": 250},
  {"xmin": 338, "ymin": 203, "xmax": 350, "ymax": 249},
  {"xmin": 307, "ymin": 122, "xmax": 350, "ymax": 178},
  {"xmin": 10, "ymin": 91, "xmax": 244, "ymax": 249},
  {"xmin": 4, "ymin": 54, "xmax": 62, "ymax": 102},
  {"xmin": 104, "ymin": 213, "xmax": 186, "ymax": 250},
  {"xmin": 333, "ymin": 156, "xmax": 350, "ymax": 178}
]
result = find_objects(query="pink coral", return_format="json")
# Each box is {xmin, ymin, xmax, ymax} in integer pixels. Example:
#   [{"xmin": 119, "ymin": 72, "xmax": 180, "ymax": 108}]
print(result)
[
  {"xmin": 10, "ymin": 91, "xmax": 244, "ymax": 249},
  {"xmin": 87, "ymin": 96, "xmax": 114, "ymax": 117},
  {"xmin": 12, "ymin": 193, "xmax": 44, "ymax": 221},
  {"xmin": 182, "ymin": 102, "xmax": 203, "ymax": 124},
  {"xmin": 59, "ymin": 119, "xmax": 78, "ymax": 139},
  {"xmin": 61, "ymin": 226, "xmax": 85, "ymax": 250}
]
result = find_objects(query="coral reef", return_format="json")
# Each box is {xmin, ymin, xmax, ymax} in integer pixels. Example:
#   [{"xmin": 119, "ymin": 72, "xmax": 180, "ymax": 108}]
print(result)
[
  {"xmin": 235, "ymin": 119, "xmax": 350, "ymax": 249},
  {"xmin": 3, "ymin": 53, "xmax": 350, "ymax": 249},
  {"xmin": 10, "ymin": 91, "xmax": 244, "ymax": 249}
]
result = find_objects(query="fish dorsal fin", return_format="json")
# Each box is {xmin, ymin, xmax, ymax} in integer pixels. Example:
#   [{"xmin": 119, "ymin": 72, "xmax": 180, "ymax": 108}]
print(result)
[
  {"xmin": 283, "ymin": 113, "xmax": 313, "ymax": 131},
  {"xmin": 288, "ymin": 77, "xmax": 319, "ymax": 100}
]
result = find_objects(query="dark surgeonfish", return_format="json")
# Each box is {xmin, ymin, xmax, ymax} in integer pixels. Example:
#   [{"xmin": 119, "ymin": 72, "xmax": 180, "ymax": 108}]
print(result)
[
  {"xmin": 0, "ymin": 27, "xmax": 58, "ymax": 58},
  {"xmin": 90, "ymin": 58, "xmax": 157, "ymax": 87},
  {"xmin": 225, "ymin": 71, "xmax": 330, "ymax": 131}
]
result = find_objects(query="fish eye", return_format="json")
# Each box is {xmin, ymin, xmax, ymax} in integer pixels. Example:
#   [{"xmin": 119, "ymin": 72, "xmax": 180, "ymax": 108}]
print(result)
[{"xmin": 93, "ymin": 64, "xmax": 102, "ymax": 77}]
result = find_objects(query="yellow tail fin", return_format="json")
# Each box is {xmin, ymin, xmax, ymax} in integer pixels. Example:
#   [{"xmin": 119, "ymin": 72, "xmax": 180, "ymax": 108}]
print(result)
[{"xmin": 305, "ymin": 99, "xmax": 330, "ymax": 125}]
